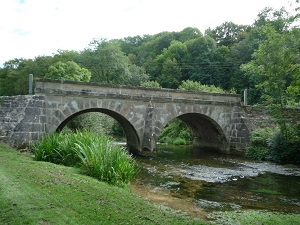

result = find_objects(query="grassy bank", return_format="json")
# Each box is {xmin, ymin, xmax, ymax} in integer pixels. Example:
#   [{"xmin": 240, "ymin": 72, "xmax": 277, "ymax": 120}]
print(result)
[
  {"xmin": 0, "ymin": 144, "xmax": 204, "ymax": 225},
  {"xmin": 1, "ymin": 144, "xmax": 299, "ymax": 224}
]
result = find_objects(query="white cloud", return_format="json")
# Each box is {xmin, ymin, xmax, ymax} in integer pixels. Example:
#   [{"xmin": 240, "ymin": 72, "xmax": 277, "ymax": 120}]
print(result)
[{"xmin": 0, "ymin": 0, "xmax": 294, "ymax": 65}]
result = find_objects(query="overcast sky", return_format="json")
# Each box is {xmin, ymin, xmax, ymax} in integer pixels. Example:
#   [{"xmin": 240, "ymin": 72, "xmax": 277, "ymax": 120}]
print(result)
[{"xmin": 0, "ymin": 0, "xmax": 295, "ymax": 66}]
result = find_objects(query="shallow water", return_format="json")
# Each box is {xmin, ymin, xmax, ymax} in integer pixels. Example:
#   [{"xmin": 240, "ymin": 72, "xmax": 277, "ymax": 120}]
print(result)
[{"xmin": 130, "ymin": 145, "xmax": 300, "ymax": 217}]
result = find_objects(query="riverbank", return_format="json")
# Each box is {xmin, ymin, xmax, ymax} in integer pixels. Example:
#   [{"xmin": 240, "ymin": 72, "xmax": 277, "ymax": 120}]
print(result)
[
  {"xmin": 1, "ymin": 144, "xmax": 299, "ymax": 224},
  {"xmin": 0, "ymin": 144, "xmax": 204, "ymax": 225}
]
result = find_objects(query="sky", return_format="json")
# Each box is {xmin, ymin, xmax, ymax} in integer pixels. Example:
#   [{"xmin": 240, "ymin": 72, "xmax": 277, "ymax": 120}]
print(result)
[{"xmin": 0, "ymin": 0, "xmax": 295, "ymax": 66}]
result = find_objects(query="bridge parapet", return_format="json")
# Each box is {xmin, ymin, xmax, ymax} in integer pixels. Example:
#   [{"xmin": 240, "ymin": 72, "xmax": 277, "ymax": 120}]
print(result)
[{"xmin": 35, "ymin": 79, "xmax": 241, "ymax": 104}]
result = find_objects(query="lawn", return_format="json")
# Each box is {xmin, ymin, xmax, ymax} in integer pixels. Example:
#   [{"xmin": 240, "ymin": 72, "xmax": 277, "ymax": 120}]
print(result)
[{"xmin": 0, "ymin": 144, "xmax": 205, "ymax": 225}]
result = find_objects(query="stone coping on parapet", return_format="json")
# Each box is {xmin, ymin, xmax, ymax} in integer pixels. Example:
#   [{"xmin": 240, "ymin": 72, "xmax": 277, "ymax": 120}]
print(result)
[{"xmin": 34, "ymin": 79, "xmax": 241, "ymax": 104}]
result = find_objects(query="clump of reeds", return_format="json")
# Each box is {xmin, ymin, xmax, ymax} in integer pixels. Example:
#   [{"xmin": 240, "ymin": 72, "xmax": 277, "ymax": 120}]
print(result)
[{"xmin": 32, "ymin": 130, "xmax": 137, "ymax": 187}]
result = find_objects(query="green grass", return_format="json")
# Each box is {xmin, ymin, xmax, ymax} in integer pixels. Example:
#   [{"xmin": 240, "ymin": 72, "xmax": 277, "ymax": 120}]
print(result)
[
  {"xmin": 0, "ymin": 144, "xmax": 205, "ymax": 225},
  {"xmin": 207, "ymin": 210, "xmax": 300, "ymax": 225}
]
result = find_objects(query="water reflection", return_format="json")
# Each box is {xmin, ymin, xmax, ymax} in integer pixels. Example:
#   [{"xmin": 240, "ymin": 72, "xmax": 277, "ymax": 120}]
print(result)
[{"xmin": 131, "ymin": 145, "xmax": 300, "ymax": 214}]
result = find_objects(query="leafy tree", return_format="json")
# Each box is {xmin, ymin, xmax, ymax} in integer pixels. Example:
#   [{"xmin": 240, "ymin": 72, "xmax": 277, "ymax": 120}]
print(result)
[
  {"xmin": 176, "ymin": 27, "xmax": 202, "ymax": 43},
  {"xmin": 125, "ymin": 64, "xmax": 149, "ymax": 86},
  {"xmin": 52, "ymin": 50, "xmax": 81, "ymax": 65},
  {"xmin": 32, "ymin": 56, "xmax": 56, "ymax": 78},
  {"xmin": 185, "ymin": 36, "xmax": 218, "ymax": 85},
  {"xmin": 205, "ymin": 22, "xmax": 249, "ymax": 47},
  {"xmin": 80, "ymin": 39, "xmax": 148, "ymax": 86},
  {"xmin": 80, "ymin": 40, "xmax": 129, "ymax": 84},
  {"xmin": 254, "ymin": 7, "xmax": 293, "ymax": 32},
  {"xmin": 241, "ymin": 25, "xmax": 300, "ymax": 117},
  {"xmin": 137, "ymin": 32, "xmax": 177, "ymax": 80},
  {"xmin": 210, "ymin": 45, "xmax": 234, "ymax": 90},
  {"xmin": 241, "ymin": 22, "xmax": 300, "ymax": 164},
  {"xmin": 0, "ymin": 66, "xmax": 16, "ymax": 96},
  {"xmin": 0, "ymin": 58, "xmax": 36, "ymax": 96},
  {"xmin": 228, "ymin": 7, "xmax": 295, "ymax": 103},
  {"xmin": 159, "ymin": 58, "xmax": 182, "ymax": 88},
  {"xmin": 158, "ymin": 40, "xmax": 189, "ymax": 62},
  {"xmin": 154, "ymin": 40, "xmax": 189, "ymax": 88},
  {"xmin": 119, "ymin": 35, "xmax": 145, "ymax": 57},
  {"xmin": 45, "ymin": 61, "xmax": 91, "ymax": 82},
  {"xmin": 147, "ymin": 32, "xmax": 177, "ymax": 56}
]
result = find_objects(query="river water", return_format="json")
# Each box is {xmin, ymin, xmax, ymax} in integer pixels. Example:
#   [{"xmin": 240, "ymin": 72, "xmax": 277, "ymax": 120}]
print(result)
[{"xmin": 130, "ymin": 145, "xmax": 300, "ymax": 219}]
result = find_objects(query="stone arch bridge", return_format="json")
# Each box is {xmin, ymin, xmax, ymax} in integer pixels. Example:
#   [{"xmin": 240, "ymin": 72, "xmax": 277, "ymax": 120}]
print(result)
[{"xmin": 0, "ymin": 79, "xmax": 251, "ymax": 154}]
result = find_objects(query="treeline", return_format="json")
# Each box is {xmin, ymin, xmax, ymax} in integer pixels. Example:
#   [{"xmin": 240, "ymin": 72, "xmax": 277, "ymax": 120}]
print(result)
[{"xmin": 0, "ymin": 7, "xmax": 297, "ymax": 105}]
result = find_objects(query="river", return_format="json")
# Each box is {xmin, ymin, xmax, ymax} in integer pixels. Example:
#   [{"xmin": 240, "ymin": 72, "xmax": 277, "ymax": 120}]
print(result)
[{"xmin": 130, "ymin": 145, "xmax": 300, "ymax": 219}]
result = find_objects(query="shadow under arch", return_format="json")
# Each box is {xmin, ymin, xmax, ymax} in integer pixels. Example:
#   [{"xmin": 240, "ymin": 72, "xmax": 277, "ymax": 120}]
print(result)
[
  {"xmin": 56, "ymin": 108, "xmax": 140, "ymax": 154},
  {"xmin": 177, "ymin": 113, "xmax": 230, "ymax": 153}
]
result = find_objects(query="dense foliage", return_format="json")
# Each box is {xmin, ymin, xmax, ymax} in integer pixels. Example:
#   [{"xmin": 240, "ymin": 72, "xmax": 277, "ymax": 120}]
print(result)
[
  {"xmin": 1, "ymin": 6, "xmax": 298, "ymax": 103},
  {"xmin": 159, "ymin": 118, "xmax": 193, "ymax": 145},
  {"xmin": 245, "ymin": 127, "xmax": 278, "ymax": 161},
  {"xmin": 32, "ymin": 130, "xmax": 137, "ymax": 187},
  {"xmin": 246, "ymin": 123, "xmax": 300, "ymax": 164},
  {"xmin": 45, "ymin": 60, "xmax": 91, "ymax": 81}
]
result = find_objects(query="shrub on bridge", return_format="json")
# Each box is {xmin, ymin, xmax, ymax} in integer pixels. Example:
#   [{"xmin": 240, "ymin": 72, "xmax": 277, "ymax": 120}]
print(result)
[{"xmin": 32, "ymin": 130, "xmax": 138, "ymax": 186}]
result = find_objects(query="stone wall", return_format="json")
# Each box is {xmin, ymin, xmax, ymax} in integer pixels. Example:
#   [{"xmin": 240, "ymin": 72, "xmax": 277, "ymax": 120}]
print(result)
[
  {"xmin": 243, "ymin": 105, "xmax": 300, "ymax": 131},
  {"xmin": 0, "ymin": 95, "xmax": 46, "ymax": 148}
]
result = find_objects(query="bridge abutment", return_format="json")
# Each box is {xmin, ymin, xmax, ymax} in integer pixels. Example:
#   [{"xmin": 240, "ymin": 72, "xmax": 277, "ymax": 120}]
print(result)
[{"xmin": 0, "ymin": 95, "xmax": 46, "ymax": 148}]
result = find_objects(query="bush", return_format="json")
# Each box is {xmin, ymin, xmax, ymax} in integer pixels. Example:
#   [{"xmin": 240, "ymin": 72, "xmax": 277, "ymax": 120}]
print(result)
[
  {"xmin": 268, "ymin": 132, "xmax": 300, "ymax": 165},
  {"xmin": 250, "ymin": 127, "xmax": 276, "ymax": 147},
  {"xmin": 178, "ymin": 80, "xmax": 235, "ymax": 93},
  {"xmin": 140, "ymin": 81, "xmax": 162, "ymax": 88},
  {"xmin": 245, "ymin": 127, "xmax": 277, "ymax": 161},
  {"xmin": 32, "ymin": 130, "xmax": 138, "ymax": 186},
  {"xmin": 245, "ymin": 146, "xmax": 269, "ymax": 160},
  {"xmin": 173, "ymin": 138, "xmax": 187, "ymax": 145},
  {"xmin": 246, "ymin": 124, "xmax": 300, "ymax": 165}
]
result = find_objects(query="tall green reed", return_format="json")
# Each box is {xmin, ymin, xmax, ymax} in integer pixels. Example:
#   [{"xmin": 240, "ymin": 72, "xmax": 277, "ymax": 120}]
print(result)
[
  {"xmin": 32, "ymin": 131, "xmax": 80, "ymax": 166},
  {"xmin": 74, "ymin": 136, "xmax": 137, "ymax": 187},
  {"xmin": 32, "ymin": 130, "xmax": 138, "ymax": 186}
]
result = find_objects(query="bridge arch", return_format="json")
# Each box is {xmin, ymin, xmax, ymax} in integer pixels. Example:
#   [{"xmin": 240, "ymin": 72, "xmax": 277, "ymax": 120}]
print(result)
[
  {"xmin": 156, "ymin": 112, "xmax": 230, "ymax": 153},
  {"xmin": 43, "ymin": 96, "xmax": 147, "ymax": 153},
  {"xmin": 55, "ymin": 108, "xmax": 141, "ymax": 153}
]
